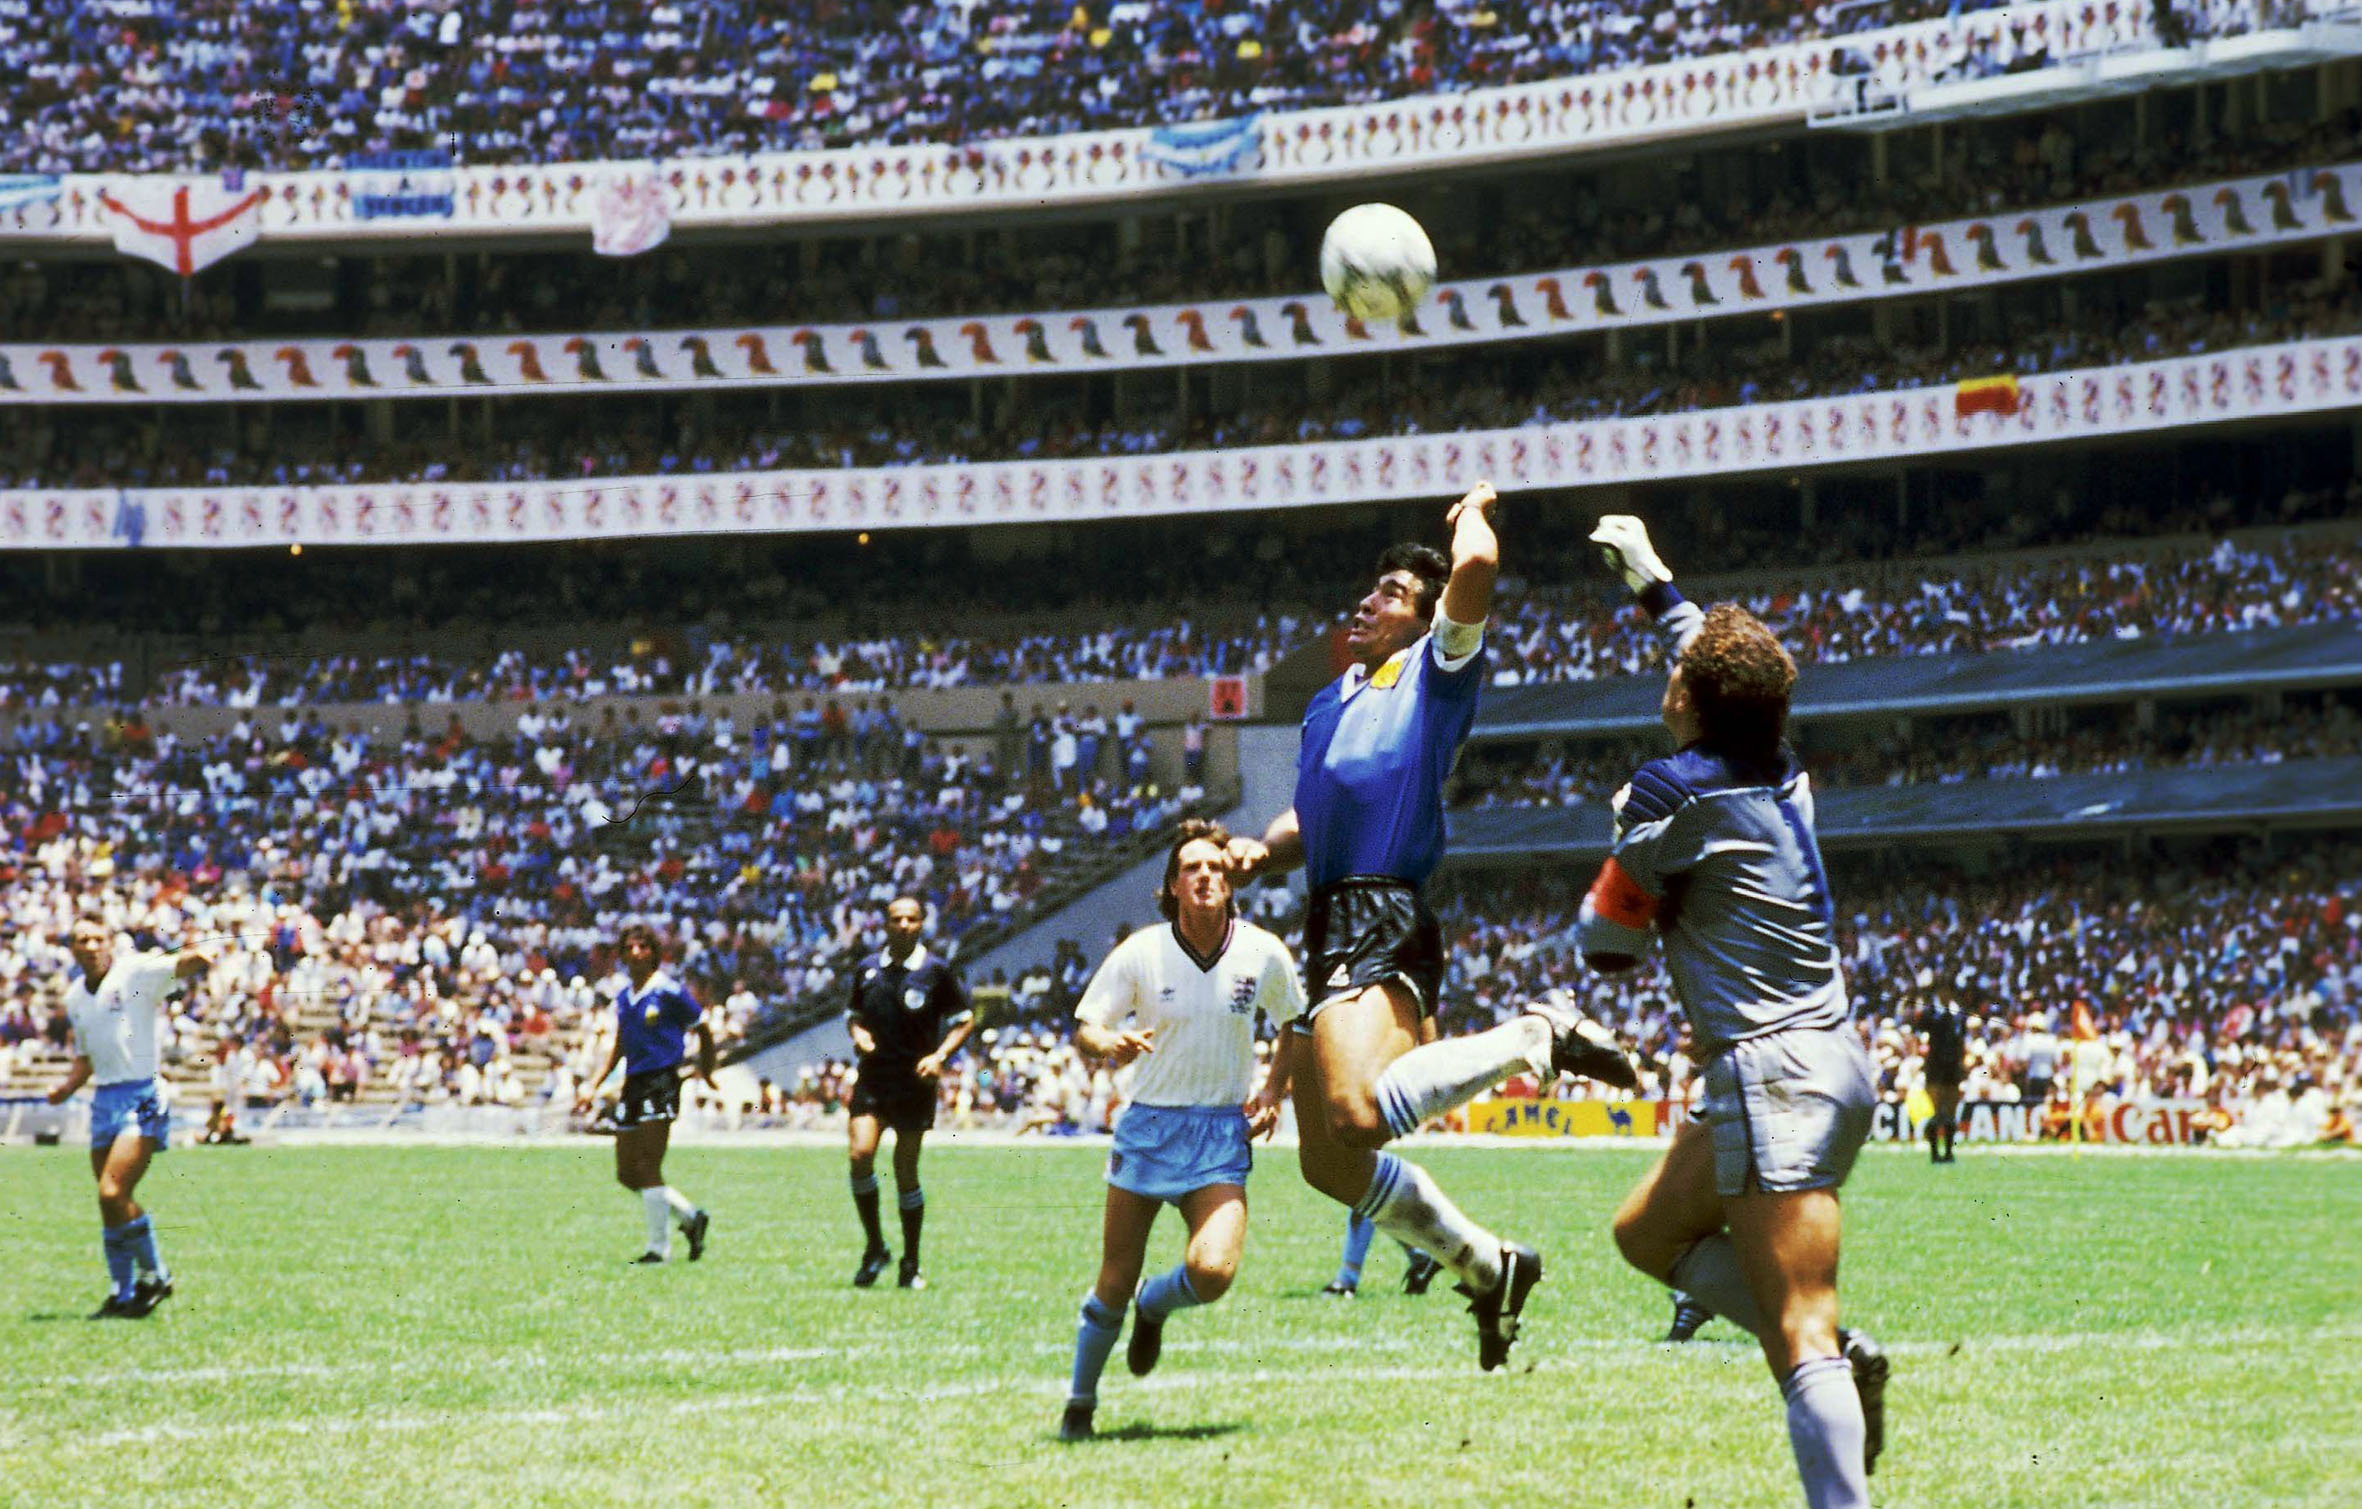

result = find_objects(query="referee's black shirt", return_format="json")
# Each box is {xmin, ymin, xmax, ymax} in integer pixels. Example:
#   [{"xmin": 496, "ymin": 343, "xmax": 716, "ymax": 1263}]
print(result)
[{"xmin": 846, "ymin": 945, "xmax": 971, "ymax": 1076}]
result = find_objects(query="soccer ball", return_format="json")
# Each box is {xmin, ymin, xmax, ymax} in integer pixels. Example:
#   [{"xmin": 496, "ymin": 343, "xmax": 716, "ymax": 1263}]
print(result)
[{"xmin": 1319, "ymin": 203, "xmax": 1437, "ymax": 324}]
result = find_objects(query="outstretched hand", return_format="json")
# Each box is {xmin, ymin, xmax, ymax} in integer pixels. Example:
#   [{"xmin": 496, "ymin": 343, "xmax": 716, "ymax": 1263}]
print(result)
[{"xmin": 1445, "ymin": 479, "xmax": 1498, "ymax": 528}]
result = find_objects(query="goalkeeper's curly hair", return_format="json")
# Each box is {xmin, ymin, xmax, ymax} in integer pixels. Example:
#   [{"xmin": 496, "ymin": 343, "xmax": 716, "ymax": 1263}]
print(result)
[{"xmin": 1680, "ymin": 603, "xmax": 1797, "ymax": 763}]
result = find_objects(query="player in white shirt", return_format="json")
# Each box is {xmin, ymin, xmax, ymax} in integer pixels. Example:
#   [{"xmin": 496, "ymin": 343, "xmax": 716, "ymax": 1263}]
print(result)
[
  {"xmin": 1058, "ymin": 820, "xmax": 1305, "ymax": 1442},
  {"xmin": 46, "ymin": 917, "xmax": 213, "ymax": 1319}
]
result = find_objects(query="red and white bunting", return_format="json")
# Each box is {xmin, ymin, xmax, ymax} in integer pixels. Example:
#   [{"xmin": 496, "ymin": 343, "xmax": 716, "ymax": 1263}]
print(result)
[
  {"xmin": 4, "ymin": 337, "xmax": 2354, "ymax": 550},
  {"xmin": 7, "ymin": 160, "xmax": 2351, "ymax": 406}
]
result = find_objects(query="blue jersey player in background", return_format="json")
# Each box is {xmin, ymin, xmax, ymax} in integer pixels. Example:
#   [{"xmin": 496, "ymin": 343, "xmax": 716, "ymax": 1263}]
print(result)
[
  {"xmin": 1228, "ymin": 480, "xmax": 1637, "ymax": 1372},
  {"xmin": 576, "ymin": 923, "xmax": 715, "ymax": 1265},
  {"xmin": 1582, "ymin": 515, "xmax": 1889, "ymax": 1509}
]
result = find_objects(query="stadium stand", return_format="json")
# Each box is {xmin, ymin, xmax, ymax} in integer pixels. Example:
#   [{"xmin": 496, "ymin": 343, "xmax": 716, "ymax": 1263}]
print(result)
[{"xmin": 1, "ymin": 0, "xmax": 2026, "ymax": 175}]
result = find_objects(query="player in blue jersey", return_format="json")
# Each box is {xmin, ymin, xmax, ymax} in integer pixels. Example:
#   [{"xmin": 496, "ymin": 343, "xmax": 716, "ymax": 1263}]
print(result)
[
  {"xmin": 1227, "ymin": 480, "xmax": 1637, "ymax": 1371},
  {"xmin": 1582, "ymin": 516, "xmax": 1888, "ymax": 1507},
  {"xmin": 575, "ymin": 923, "xmax": 716, "ymax": 1264},
  {"xmin": 48, "ymin": 917, "xmax": 212, "ymax": 1318}
]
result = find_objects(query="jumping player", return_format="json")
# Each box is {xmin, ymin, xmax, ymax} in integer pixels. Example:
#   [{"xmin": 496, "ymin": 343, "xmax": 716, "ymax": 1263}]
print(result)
[
  {"xmin": 1058, "ymin": 821, "xmax": 1302, "ymax": 1441},
  {"xmin": 1324, "ymin": 1210, "xmax": 1443, "ymax": 1298},
  {"xmin": 1227, "ymin": 480, "xmax": 1637, "ymax": 1371},
  {"xmin": 47, "ymin": 918, "xmax": 211, "ymax": 1318},
  {"xmin": 844, "ymin": 896, "xmax": 974, "ymax": 1290},
  {"xmin": 575, "ymin": 923, "xmax": 714, "ymax": 1264},
  {"xmin": 1919, "ymin": 995, "xmax": 1967, "ymax": 1164},
  {"xmin": 1583, "ymin": 515, "xmax": 1889, "ymax": 1505}
]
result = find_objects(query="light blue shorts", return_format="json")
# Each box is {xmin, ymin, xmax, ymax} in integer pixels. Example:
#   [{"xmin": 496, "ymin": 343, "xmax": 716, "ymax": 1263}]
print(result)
[
  {"xmin": 1701, "ymin": 1028, "xmax": 1875, "ymax": 1197},
  {"xmin": 1107, "ymin": 1103, "xmax": 1251, "ymax": 1204},
  {"xmin": 91, "ymin": 1078, "xmax": 171, "ymax": 1152}
]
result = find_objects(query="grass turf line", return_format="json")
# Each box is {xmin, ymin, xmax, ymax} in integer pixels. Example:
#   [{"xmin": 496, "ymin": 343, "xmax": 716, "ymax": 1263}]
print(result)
[{"xmin": 2, "ymin": 1144, "xmax": 2356, "ymax": 1509}]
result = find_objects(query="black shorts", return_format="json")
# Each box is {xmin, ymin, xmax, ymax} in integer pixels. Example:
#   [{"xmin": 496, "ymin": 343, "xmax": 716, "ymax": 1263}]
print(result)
[
  {"xmin": 849, "ymin": 1070, "xmax": 938, "ymax": 1133},
  {"xmin": 1302, "ymin": 876, "xmax": 1445, "ymax": 1021},
  {"xmin": 613, "ymin": 1070, "xmax": 680, "ymax": 1130}
]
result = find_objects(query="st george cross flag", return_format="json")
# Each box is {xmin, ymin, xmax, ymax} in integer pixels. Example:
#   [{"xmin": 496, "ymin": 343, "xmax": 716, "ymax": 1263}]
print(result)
[
  {"xmin": 592, "ymin": 166, "xmax": 671, "ymax": 257},
  {"xmin": 97, "ymin": 178, "xmax": 267, "ymax": 275}
]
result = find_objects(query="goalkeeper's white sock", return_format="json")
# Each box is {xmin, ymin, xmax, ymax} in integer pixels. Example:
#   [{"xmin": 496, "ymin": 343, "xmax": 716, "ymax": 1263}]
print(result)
[
  {"xmin": 662, "ymin": 1186, "xmax": 697, "ymax": 1224},
  {"xmin": 641, "ymin": 1187, "xmax": 671, "ymax": 1258}
]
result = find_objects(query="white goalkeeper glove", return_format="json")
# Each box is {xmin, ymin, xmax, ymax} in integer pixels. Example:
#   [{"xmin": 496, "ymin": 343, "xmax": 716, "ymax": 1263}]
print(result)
[{"xmin": 1589, "ymin": 515, "xmax": 1672, "ymax": 596}]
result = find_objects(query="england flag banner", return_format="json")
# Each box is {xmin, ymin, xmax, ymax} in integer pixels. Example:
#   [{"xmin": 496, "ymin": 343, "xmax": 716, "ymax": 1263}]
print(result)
[{"xmin": 97, "ymin": 177, "xmax": 267, "ymax": 276}]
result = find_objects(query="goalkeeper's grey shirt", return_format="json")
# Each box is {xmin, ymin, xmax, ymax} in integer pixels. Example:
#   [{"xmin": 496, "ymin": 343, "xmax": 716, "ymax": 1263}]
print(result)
[{"xmin": 1576, "ymin": 589, "xmax": 1851, "ymax": 1055}]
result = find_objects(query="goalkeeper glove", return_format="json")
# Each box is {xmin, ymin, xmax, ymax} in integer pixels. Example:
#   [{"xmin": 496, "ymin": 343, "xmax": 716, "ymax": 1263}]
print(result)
[{"xmin": 1589, "ymin": 515, "xmax": 1672, "ymax": 596}]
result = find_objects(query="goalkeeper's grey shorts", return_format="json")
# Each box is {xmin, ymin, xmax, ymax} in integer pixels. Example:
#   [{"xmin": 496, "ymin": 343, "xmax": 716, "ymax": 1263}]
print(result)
[{"xmin": 1700, "ymin": 1026, "xmax": 1878, "ymax": 1198}]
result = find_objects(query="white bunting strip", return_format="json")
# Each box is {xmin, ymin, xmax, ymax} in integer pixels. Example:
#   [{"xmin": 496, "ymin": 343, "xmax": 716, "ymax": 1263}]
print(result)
[
  {"xmin": 5, "ymin": 338, "xmax": 2355, "ymax": 550},
  {"xmin": 3, "ymin": 160, "xmax": 2351, "ymax": 407}
]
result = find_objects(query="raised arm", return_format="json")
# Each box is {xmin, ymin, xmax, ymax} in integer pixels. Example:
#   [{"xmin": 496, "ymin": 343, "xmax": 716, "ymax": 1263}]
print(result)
[
  {"xmin": 1590, "ymin": 514, "xmax": 1702, "ymax": 654},
  {"xmin": 1438, "ymin": 481, "xmax": 1501, "ymax": 628}
]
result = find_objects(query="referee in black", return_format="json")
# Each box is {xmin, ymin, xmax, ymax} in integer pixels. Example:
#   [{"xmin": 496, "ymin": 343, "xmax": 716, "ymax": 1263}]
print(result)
[
  {"xmin": 1919, "ymin": 995, "xmax": 1968, "ymax": 1165},
  {"xmin": 844, "ymin": 896, "xmax": 974, "ymax": 1289}
]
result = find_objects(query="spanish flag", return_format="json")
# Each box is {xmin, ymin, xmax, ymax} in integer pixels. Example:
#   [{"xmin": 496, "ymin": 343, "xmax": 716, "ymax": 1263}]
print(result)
[{"xmin": 1955, "ymin": 373, "xmax": 2021, "ymax": 419}]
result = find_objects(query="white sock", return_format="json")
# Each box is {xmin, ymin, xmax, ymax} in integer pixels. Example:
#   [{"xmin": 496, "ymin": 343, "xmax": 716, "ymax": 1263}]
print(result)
[
  {"xmin": 641, "ymin": 1187, "xmax": 671, "ymax": 1257},
  {"xmin": 1354, "ymin": 1152, "xmax": 1503, "ymax": 1292},
  {"xmin": 662, "ymin": 1186, "xmax": 697, "ymax": 1224},
  {"xmin": 1373, "ymin": 1017, "xmax": 1551, "ymax": 1138}
]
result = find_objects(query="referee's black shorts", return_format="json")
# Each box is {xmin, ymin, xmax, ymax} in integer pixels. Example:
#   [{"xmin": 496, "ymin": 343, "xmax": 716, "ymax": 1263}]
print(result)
[
  {"xmin": 1301, "ymin": 876, "xmax": 1446, "ymax": 1023},
  {"xmin": 848, "ymin": 1070, "xmax": 938, "ymax": 1133}
]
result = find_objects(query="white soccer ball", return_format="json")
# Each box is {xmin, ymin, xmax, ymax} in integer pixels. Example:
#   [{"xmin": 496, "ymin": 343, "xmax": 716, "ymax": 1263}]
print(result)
[{"xmin": 1319, "ymin": 203, "xmax": 1437, "ymax": 324}]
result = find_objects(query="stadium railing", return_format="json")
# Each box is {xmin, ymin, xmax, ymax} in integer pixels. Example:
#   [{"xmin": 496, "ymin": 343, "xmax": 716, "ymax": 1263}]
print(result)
[
  {"xmin": 1472, "ymin": 619, "xmax": 2362, "ymax": 739},
  {"xmin": 10, "ymin": 335, "xmax": 2362, "ymax": 550},
  {"xmin": 0, "ymin": 0, "xmax": 2264, "ymax": 246},
  {"xmin": 1447, "ymin": 752, "xmax": 2362, "ymax": 860}
]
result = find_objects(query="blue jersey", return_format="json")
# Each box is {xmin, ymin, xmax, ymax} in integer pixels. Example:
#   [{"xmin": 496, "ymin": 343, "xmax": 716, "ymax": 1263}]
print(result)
[
  {"xmin": 1295, "ymin": 632, "xmax": 1484, "ymax": 890},
  {"xmin": 614, "ymin": 971, "xmax": 700, "ymax": 1076}
]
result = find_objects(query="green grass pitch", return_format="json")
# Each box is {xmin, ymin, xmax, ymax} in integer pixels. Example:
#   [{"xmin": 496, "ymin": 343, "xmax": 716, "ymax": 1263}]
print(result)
[{"xmin": 2, "ymin": 1143, "xmax": 2356, "ymax": 1509}]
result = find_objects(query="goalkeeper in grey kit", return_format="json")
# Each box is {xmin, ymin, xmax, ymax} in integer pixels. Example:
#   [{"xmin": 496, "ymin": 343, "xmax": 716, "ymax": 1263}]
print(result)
[{"xmin": 1581, "ymin": 516, "xmax": 1890, "ymax": 1509}]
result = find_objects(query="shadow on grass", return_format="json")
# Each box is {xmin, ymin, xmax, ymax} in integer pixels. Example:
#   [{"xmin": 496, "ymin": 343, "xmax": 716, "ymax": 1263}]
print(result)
[{"xmin": 1067, "ymin": 1420, "xmax": 1248, "ymax": 1445}]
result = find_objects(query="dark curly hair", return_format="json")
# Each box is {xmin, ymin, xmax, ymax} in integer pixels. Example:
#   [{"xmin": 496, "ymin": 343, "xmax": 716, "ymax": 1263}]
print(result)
[
  {"xmin": 1680, "ymin": 603, "xmax": 1798, "ymax": 763},
  {"xmin": 1156, "ymin": 818, "xmax": 1236, "ymax": 922},
  {"xmin": 1376, "ymin": 542, "xmax": 1451, "ymax": 619}
]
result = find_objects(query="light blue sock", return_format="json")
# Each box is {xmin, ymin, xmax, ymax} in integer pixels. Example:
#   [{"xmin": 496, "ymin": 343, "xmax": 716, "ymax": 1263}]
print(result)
[
  {"xmin": 123, "ymin": 1213, "xmax": 168, "ymax": 1284},
  {"xmin": 1336, "ymin": 1211, "xmax": 1376, "ymax": 1288},
  {"xmin": 1783, "ymin": 1355, "xmax": 1871, "ymax": 1509},
  {"xmin": 1136, "ymin": 1264, "xmax": 1203, "ymax": 1323},
  {"xmin": 101, "ymin": 1222, "xmax": 137, "ymax": 1302},
  {"xmin": 1068, "ymin": 1293, "xmax": 1126, "ymax": 1405}
]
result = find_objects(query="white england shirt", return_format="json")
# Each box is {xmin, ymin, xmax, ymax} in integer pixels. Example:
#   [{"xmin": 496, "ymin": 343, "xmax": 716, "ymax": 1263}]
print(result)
[
  {"xmin": 1075, "ymin": 921, "xmax": 1305, "ymax": 1108},
  {"xmin": 64, "ymin": 952, "xmax": 182, "ymax": 1086}
]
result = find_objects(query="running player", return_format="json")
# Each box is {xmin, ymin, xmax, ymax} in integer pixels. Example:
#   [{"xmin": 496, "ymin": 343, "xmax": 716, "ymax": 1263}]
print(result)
[
  {"xmin": 1058, "ymin": 821, "xmax": 1302, "ymax": 1441},
  {"xmin": 844, "ymin": 896, "xmax": 974, "ymax": 1290},
  {"xmin": 46, "ymin": 918, "xmax": 211, "ymax": 1318},
  {"xmin": 1583, "ymin": 515, "xmax": 1888, "ymax": 1505},
  {"xmin": 574, "ymin": 924, "xmax": 714, "ymax": 1264},
  {"xmin": 1919, "ymin": 994, "xmax": 1968, "ymax": 1164},
  {"xmin": 1227, "ymin": 480, "xmax": 1637, "ymax": 1371}
]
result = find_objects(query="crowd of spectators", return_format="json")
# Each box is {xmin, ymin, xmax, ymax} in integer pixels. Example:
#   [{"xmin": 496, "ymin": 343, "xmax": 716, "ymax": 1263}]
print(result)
[
  {"xmin": 1482, "ymin": 532, "xmax": 2362, "ymax": 685},
  {"xmin": 765, "ymin": 835, "xmax": 2359, "ymax": 1144},
  {"xmin": 3, "ymin": 0, "xmax": 2023, "ymax": 177},
  {"xmin": 0, "ymin": 690, "xmax": 1211, "ymax": 1107},
  {"xmin": 8, "ymin": 96, "xmax": 2353, "ymax": 347},
  {"xmin": 12, "ymin": 273, "xmax": 2356, "ymax": 497},
  {"xmin": 2, "ymin": 528, "xmax": 2352, "ymax": 718}
]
